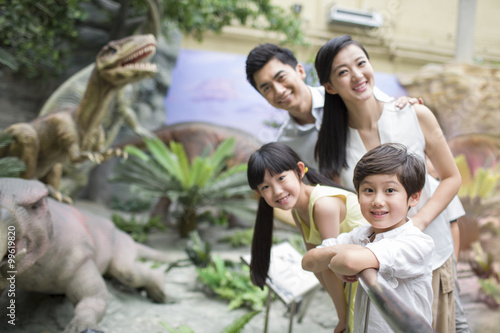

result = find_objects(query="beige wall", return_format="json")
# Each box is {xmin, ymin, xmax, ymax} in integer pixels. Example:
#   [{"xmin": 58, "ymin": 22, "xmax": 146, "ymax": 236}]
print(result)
[{"xmin": 181, "ymin": 0, "xmax": 500, "ymax": 74}]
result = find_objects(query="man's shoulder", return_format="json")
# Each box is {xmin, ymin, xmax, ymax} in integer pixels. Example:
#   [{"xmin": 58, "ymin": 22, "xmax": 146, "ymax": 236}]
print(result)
[{"xmin": 309, "ymin": 85, "xmax": 325, "ymax": 107}]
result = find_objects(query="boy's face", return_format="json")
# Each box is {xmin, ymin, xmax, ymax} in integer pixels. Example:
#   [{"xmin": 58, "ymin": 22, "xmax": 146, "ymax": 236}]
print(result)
[
  {"xmin": 252, "ymin": 58, "xmax": 309, "ymax": 117},
  {"xmin": 357, "ymin": 174, "xmax": 420, "ymax": 234}
]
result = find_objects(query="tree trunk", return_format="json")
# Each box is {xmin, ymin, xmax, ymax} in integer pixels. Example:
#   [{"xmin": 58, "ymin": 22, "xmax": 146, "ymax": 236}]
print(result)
[{"xmin": 179, "ymin": 206, "xmax": 197, "ymax": 238}]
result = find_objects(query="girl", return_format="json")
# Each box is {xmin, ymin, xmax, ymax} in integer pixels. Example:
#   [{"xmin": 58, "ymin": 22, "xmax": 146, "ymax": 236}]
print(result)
[
  {"xmin": 247, "ymin": 142, "xmax": 366, "ymax": 333},
  {"xmin": 313, "ymin": 35, "xmax": 465, "ymax": 332}
]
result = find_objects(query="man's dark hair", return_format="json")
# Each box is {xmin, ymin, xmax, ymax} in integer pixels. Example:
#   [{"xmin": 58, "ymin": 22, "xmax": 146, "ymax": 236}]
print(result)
[
  {"xmin": 353, "ymin": 143, "xmax": 426, "ymax": 198},
  {"xmin": 245, "ymin": 43, "xmax": 298, "ymax": 90}
]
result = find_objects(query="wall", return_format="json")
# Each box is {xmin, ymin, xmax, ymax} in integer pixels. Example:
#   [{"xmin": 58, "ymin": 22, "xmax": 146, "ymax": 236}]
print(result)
[{"xmin": 181, "ymin": 0, "xmax": 500, "ymax": 74}]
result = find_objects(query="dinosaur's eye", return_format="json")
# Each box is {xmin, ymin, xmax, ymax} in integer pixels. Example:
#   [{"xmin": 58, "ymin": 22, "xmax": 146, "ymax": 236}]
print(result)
[
  {"xmin": 28, "ymin": 198, "xmax": 44, "ymax": 211},
  {"xmin": 109, "ymin": 47, "xmax": 117, "ymax": 54}
]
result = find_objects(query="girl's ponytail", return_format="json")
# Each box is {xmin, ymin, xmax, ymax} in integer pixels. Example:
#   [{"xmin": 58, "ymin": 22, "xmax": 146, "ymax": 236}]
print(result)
[
  {"xmin": 304, "ymin": 167, "xmax": 353, "ymax": 192},
  {"xmin": 250, "ymin": 197, "xmax": 274, "ymax": 288}
]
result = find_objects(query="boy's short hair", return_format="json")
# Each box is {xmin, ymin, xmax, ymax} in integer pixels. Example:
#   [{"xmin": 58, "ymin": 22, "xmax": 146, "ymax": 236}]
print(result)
[
  {"xmin": 353, "ymin": 143, "xmax": 426, "ymax": 197},
  {"xmin": 245, "ymin": 43, "xmax": 298, "ymax": 90}
]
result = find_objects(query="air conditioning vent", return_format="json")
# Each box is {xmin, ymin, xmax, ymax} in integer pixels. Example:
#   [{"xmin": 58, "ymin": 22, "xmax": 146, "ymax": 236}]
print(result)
[{"xmin": 328, "ymin": 6, "xmax": 383, "ymax": 29}]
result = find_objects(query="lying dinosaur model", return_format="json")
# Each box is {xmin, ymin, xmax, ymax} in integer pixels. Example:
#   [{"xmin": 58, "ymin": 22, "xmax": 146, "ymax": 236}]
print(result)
[
  {"xmin": 0, "ymin": 34, "xmax": 158, "ymax": 201},
  {"xmin": 0, "ymin": 177, "xmax": 169, "ymax": 333}
]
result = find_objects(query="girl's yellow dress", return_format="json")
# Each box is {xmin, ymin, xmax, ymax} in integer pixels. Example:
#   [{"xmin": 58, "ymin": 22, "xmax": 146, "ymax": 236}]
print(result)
[{"xmin": 294, "ymin": 184, "xmax": 368, "ymax": 332}]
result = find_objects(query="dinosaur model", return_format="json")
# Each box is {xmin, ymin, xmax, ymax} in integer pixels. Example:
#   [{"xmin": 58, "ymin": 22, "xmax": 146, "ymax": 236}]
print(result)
[
  {"xmin": 0, "ymin": 34, "xmax": 158, "ymax": 201},
  {"xmin": 37, "ymin": 0, "xmax": 166, "ymax": 198},
  {"xmin": 0, "ymin": 177, "xmax": 169, "ymax": 333}
]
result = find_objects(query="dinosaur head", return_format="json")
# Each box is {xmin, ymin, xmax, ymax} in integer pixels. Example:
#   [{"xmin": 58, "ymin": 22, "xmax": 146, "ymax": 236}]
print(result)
[
  {"xmin": 0, "ymin": 178, "xmax": 53, "ymax": 281},
  {"xmin": 96, "ymin": 34, "xmax": 158, "ymax": 87}
]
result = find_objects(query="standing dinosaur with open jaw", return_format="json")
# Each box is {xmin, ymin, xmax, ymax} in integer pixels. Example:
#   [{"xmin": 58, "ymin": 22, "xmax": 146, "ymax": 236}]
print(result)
[{"xmin": 0, "ymin": 34, "xmax": 158, "ymax": 201}]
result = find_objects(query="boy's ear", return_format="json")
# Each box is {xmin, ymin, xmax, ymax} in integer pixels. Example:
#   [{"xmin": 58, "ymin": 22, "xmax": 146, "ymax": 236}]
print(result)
[
  {"xmin": 296, "ymin": 63, "xmax": 307, "ymax": 80},
  {"xmin": 254, "ymin": 189, "xmax": 262, "ymax": 197},
  {"xmin": 324, "ymin": 82, "xmax": 337, "ymax": 95},
  {"xmin": 408, "ymin": 190, "xmax": 422, "ymax": 208}
]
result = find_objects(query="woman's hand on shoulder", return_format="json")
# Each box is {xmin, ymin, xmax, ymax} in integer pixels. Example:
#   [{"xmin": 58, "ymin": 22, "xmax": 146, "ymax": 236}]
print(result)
[{"xmin": 395, "ymin": 96, "xmax": 424, "ymax": 109}]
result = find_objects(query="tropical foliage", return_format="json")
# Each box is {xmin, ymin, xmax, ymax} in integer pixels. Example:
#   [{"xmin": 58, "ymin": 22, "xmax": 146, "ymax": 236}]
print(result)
[
  {"xmin": 196, "ymin": 255, "xmax": 268, "ymax": 311},
  {"xmin": 0, "ymin": 133, "xmax": 26, "ymax": 177},
  {"xmin": 0, "ymin": 0, "xmax": 304, "ymax": 78},
  {"xmin": 111, "ymin": 137, "xmax": 256, "ymax": 237},
  {"xmin": 0, "ymin": 0, "xmax": 88, "ymax": 77},
  {"xmin": 111, "ymin": 213, "xmax": 165, "ymax": 243}
]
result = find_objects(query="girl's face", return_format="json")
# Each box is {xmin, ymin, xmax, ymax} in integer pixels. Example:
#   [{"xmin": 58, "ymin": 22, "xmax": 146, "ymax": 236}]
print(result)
[
  {"xmin": 323, "ymin": 44, "xmax": 375, "ymax": 103},
  {"xmin": 255, "ymin": 163, "xmax": 305, "ymax": 211}
]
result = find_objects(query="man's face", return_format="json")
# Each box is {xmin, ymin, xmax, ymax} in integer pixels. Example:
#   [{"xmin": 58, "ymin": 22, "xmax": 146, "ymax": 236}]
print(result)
[{"xmin": 252, "ymin": 58, "xmax": 309, "ymax": 116}]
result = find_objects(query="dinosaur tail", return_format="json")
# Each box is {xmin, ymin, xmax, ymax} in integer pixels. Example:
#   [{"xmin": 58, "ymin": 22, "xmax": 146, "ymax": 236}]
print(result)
[{"xmin": 135, "ymin": 242, "xmax": 171, "ymax": 263}]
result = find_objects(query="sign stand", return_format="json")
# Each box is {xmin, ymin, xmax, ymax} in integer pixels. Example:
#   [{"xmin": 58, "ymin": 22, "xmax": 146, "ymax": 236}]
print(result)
[{"xmin": 241, "ymin": 242, "xmax": 321, "ymax": 333}]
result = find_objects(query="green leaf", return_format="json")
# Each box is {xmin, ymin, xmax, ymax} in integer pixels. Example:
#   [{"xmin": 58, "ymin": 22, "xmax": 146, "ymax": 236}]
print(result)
[
  {"xmin": 0, "ymin": 46, "xmax": 19, "ymax": 70},
  {"xmin": 124, "ymin": 144, "xmax": 150, "ymax": 161}
]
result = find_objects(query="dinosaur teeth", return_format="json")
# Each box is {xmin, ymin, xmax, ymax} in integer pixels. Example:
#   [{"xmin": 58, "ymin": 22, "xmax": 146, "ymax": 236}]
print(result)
[
  {"xmin": 121, "ymin": 45, "xmax": 156, "ymax": 66},
  {"xmin": 122, "ymin": 63, "xmax": 158, "ymax": 71}
]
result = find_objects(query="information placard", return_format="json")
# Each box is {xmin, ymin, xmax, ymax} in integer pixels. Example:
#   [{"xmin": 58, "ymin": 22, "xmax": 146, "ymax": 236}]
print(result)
[{"xmin": 241, "ymin": 242, "xmax": 320, "ymax": 305}]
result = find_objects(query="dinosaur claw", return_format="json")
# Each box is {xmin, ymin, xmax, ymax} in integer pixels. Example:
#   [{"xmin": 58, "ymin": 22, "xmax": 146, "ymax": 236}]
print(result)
[{"xmin": 55, "ymin": 192, "xmax": 63, "ymax": 202}]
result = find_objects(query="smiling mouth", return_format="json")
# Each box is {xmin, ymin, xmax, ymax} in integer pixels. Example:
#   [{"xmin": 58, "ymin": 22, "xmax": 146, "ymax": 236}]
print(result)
[
  {"xmin": 276, "ymin": 194, "xmax": 290, "ymax": 204},
  {"xmin": 371, "ymin": 211, "xmax": 388, "ymax": 218},
  {"xmin": 353, "ymin": 82, "xmax": 367, "ymax": 91},
  {"xmin": 278, "ymin": 92, "xmax": 292, "ymax": 104}
]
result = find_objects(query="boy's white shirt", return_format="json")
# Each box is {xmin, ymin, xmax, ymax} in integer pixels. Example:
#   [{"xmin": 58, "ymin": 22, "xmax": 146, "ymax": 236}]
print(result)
[{"xmin": 319, "ymin": 218, "xmax": 434, "ymax": 333}]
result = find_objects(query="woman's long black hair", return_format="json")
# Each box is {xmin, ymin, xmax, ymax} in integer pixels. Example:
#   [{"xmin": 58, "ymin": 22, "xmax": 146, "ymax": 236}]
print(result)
[
  {"xmin": 314, "ymin": 35, "xmax": 370, "ymax": 180},
  {"xmin": 247, "ymin": 142, "xmax": 346, "ymax": 288}
]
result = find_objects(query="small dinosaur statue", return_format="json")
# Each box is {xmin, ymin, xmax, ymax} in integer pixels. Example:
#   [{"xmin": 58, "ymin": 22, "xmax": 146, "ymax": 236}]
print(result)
[
  {"xmin": 0, "ymin": 34, "xmax": 158, "ymax": 201},
  {"xmin": 0, "ymin": 177, "xmax": 169, "ymax": 333}
]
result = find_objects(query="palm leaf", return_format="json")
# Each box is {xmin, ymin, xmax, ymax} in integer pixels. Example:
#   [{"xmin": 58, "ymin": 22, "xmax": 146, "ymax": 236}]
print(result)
[
  {"xmin": 210, "ymin": 199, "xmax": 258, "ymax": 224},
  {"xmin": 144, "ymin": 137, "xmax": 185, "ymax": 183},
  {"xmin": 0, "ymin": 157, "xmax": 26, "ymax": 177},
  {"xmin": 111, "ymin": 156, "xmax": 176, "ymax": 193},
  {"xmin": 210, "ymin": 137, "xmax": 236, "ymax": 168},
  {"xmin": 124, "ymin": 145, "xmax": 150, "ymax": 161},
  {"xmin": 188, "ymin": 156, "xmax": 212, "ymax": 188},
  {"xmin": 169, "ymin": 140, "xmax": 191, "ymax": 187}
]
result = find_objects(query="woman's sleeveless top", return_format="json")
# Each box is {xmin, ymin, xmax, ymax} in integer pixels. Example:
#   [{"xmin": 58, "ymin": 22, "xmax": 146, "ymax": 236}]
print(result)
[{"xmin": 340, "ymin": 102, "xmax": 461, "ymax": 270}]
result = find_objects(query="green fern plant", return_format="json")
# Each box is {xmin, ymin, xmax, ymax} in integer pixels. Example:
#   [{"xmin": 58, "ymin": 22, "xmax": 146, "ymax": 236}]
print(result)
[
  {"xmin": 111, "ymin": 213, "xmax": 165, "ymax": 243},
  {"xmin": 111, "ymin": 137, "xmax": 256, "ymax": 237},
  {"xmin": 158, "ymin": 310, "xmax": 259, "ymax": 333},
  {"xmin": 196, "ymin": 255, "xmax": 268, "ymax": 311},
  {"xmin": 0, "ymin": 133, "xmax": 26, "ymax": 178}
]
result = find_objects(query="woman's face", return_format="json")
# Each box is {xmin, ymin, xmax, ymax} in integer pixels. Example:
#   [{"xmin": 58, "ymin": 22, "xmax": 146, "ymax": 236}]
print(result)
[{"xmin": 324, "ymin": 44, "xmax": 375, "ymax": 103}]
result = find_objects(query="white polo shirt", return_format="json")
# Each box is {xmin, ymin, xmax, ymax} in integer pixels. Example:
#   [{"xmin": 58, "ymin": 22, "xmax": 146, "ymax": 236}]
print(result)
[{"xmin": 276, "ymin": 86, "xmax": 392, "ymax": 171}]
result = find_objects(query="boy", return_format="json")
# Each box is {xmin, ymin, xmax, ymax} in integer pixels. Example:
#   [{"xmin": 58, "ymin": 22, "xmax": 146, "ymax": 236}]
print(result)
[{"xmin": 302, "ymin": 143, "xmax": 435, "ymax": 332}]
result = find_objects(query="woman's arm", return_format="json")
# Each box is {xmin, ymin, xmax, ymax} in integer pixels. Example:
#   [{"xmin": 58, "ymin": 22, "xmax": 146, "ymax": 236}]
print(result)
[{"xmin": 413, "ymin": 104, "xmax": 462, "ymax": 230}]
